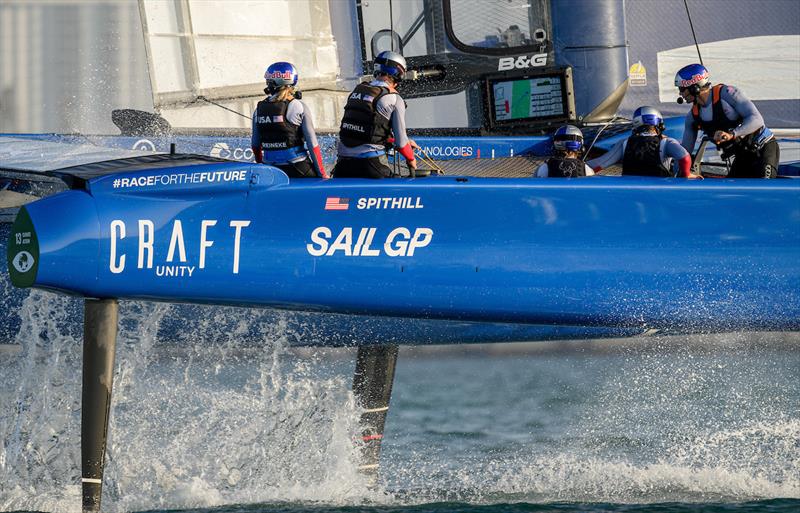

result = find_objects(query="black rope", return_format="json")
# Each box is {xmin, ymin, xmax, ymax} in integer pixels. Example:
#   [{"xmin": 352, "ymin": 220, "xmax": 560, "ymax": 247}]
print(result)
[
  {"xmin": 196, "ymin": 96, "xmax": 251, "ymax": 120},
  {"xmin": 682, "ymin": 0, "xmax": 704, "ymax": 65}
]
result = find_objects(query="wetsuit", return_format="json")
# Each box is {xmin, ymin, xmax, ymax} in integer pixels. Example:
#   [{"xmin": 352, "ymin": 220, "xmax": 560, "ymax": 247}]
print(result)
[
  {"xmin": 333, "ymin": 79, "xmax": 415, "ymax": 178},
  {"xmin": 534, "ymin": 157, "xmax": 594, "ymax": 177},
  {"xmin": 588, "ymin": 134, "xmax": 691, "ymax": 177},
  {"xmin": 681, "ymin": 84, "xmax": 778, "ymax": 178},
  {"xmin": 251, "ymin": 97, "xmax": 327, "ymax": 178}
]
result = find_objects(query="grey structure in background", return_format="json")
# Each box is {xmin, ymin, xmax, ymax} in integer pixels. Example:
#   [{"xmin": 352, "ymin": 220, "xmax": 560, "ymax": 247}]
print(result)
[{"xmin": 0, "ymin": 0, "xmax": 153, "ymax": 135}]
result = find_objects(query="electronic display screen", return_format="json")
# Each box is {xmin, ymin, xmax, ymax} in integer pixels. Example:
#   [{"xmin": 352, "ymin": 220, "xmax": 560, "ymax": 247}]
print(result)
[{"xmin": 485, "ymin": 70, "xmax": 574, "ymax": 129}]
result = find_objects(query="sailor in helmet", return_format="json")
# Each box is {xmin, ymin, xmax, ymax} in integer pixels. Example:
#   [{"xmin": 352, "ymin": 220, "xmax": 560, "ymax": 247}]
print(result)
[
  {"xmin": 587, "ymin": 106, "xmax": 698, "ymax": 178},
  {"xmin": 676, "ymin": 63, "xmax": 778, "ymax": 178},
  {"xmin": 251, "ymin": 62, "xmax": 328, "ymax": 178},
  {"xmin": 534, "ymin": 125, "xmax": 595, "ymax": 177},
  {"xmin": 332, "ymin": 50, "xmax": 418, "ymax": 178}
]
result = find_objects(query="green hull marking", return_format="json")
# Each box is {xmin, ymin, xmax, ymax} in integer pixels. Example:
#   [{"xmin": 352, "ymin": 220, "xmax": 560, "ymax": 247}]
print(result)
[{"xmin": 7, "ymin": 207, "xmax": 39, "ymax": 288}]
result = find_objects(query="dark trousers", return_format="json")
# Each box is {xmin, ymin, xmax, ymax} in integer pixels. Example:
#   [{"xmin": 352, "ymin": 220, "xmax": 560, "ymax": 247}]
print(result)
[
  {"xmin": 729, "ymin": 139, "xmax": 780, "ymax": 178},
  {"xmin": 274, "ymin": 159, "xmax": 317, "ymax": 178},
  {"xmin": 332, "ymin": 156, "xmax": 393, "ymax": 179}
]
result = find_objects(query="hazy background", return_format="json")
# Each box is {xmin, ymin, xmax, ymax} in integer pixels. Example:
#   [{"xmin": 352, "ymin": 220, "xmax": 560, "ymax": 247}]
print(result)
[{"xmin": 0, "ymin": 0, "xmax": 153, "ymax": 134}]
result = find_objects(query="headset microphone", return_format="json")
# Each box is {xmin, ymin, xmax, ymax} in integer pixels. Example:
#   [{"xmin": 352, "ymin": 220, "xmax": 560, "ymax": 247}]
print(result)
[{"xmin": 676, "ymin": 97, "xmax": 684, "ymax": 104}]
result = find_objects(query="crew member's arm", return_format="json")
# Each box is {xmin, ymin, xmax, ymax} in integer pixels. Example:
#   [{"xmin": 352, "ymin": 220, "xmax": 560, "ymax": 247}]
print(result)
[
  {"xmin": 297, "ymin": 102, "xmax": 328, "ymax": 178},
  {"xmin": 381, "ymin": 96, "xmax": 416, "ymax": 169},
  {"xmin": 251, "ymin": 111, "xmax": 263, "ymax": 163},
  {"xmin": 663, "ymin": 138, "xmax": 695, "ymax": 178},
  {"xmin": 681, "ymin": 113, "xmax": 699, "ymax": 153},
  {"xmin": 718, "ymin": 85, "xmax": 765, "ymax": 142},
  {"xmin": 583, "ymin": 164, "xmax": 596, "ymax": 176},
  {"xmin": 586, "ymin": 140, "xmax": 624, "ymax": 173}
]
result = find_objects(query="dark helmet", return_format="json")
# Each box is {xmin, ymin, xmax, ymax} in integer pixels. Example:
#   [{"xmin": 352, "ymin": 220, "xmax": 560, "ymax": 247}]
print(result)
[
  {"xmin": 373, "ymin": 51, "xmax": 407, "ymax": 82},
  {"xmin": 264, "ymin": 62, "xmax": 298, "ymax": 93},
  {"xmin": 674, "ymin": 63, "xmax": 710, "ymax": 95},
  {"xmin": 553, "ymin": 125, "xmax": 584, "ymax": 152}
]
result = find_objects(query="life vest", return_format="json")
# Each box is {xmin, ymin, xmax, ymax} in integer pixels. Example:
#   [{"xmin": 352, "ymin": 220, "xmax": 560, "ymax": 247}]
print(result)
[
  {"xmin": 621, "ymin": 135, "xmax": 671, "ymax": 177},
  {"xmin": 691, "ymin": 84, "xmax": 740, "ymax": 136},
  {"xmin": 546, "ymin": 157, "xmax": 586, "ymax": 177},
  {"xmin": 339, "ymin": 82, "xmax": 393, "ymax": 147},
  {"xmin": 254, "ymin": 99, "xmax": 304, "ymax": 154},
  {"xmin": 690, "ymin": 83, "xmax": 766, "ymax": 156}
]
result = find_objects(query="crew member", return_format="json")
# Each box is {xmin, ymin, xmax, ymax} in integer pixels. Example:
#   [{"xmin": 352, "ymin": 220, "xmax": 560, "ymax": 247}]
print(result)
[
  {"xmin": 588, "ymin": 106, "xmax": 698, "ymax": 178},
  {"xmin": 534, "ymin": 125, "xmax": 595, "ymax": 177},
  {"xmin": 676, "ymin": 63, "xmax": 778, "ymax": 178},
  {"xmin": 251, "ymin": 62, "xmax": 328, "ymax": 178},
  {"xmin": 332, "ymin": 50, "xmax": 417, "ymax": 178}
]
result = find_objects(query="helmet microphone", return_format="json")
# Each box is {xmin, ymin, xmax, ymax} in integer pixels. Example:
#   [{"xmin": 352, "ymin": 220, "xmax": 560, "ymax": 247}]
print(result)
[{"xmin": 676, "ymin": 97, "xmax": 684, "ymax": 104}]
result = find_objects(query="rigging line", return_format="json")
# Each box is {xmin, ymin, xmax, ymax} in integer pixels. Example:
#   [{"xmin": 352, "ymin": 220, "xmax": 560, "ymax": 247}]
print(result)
[
  {"xmin": 196, "ymin": 96, "xmax": 251, "ymax": 120},
  {"xmin": 682, "ymin": 0, "xmax": 704, "ymax": 66},
  {"xmin": 389, "ymin": 0, "xmax": 394, "ymax": 51},
  {"xmin": 582, "ymin": 116, "xmax": 621, "ymax": 163}
]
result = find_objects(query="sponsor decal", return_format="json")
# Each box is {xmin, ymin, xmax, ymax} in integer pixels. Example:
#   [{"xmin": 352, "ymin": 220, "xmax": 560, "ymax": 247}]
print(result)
[
  {"xmin": 341, "ymin": 122, "xmax": 366, "ymax": 133},
  {"xmin": 12, "ymin": 251, "xmax": 34, "ymax": 273},
  {"xmin": 307, "ymin": 226, "xmax": 433, "ymax": 257},
  {"xmin": 112, "ymin": 170, "xmax": 248, "ymax": 189},
  {"xmin": 266, "ymin": 70, "xmax": 294, "ymax": 80},
  {"xmin": 263, "ymin": 141, "xmax": 288, "ymax": 149},
  {"xmin": 108, "ymin": 219, "xmax": 251, "ymax": 276},
  {"xmin": 498, "ymin": 54, "xmax": 547, "ymax": 71},
  {"xmin": 256, "ymin": 115, "xmax": 284, "ymax": 124},
  {"xmin": 677, "ymin": 71, "xmax": 709, "ymax": 88},
  {"xmin": 210, "ymin": 142, "xmax": 230, "ymax": 158},
  {"xmin": 629, "ymin": 61, "xmax": 647, "ymax": 87},
  {"xmin": 325, "ymin": 197, "xmax": 350, "ymax": 211},
  {"xmin": 210, "ymin": 142, "xmax": 255, "ymax": 161},
  {"xmin": 14, "ymin": 230, "xmax": 32, "ymax": 246},
  {"xmin": 419, "ymin": 145, "xmax": 473, "ymax": 158},
  {"xmin": 132, "ymin": 139, "xmax": 156, "ymax": 151},
  {"xmin": 348, "ymin": 92, "xmax": 374, "ymax": 102},
  {"xmin": 8, "ymin": 208, "xmax": 39, "ymax": 287},
  {"xmin": 324, "ymin": 197, "xmax": 425, "ymax": 211},
  {"xmin": 357, "ymin": 197, "xmax": 423, "ymax": 210}
]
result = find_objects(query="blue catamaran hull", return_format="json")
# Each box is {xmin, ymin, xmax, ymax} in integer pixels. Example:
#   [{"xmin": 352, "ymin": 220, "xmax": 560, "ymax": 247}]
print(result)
[{"xmin": 7, "ymin": 161, "xmax": 800, "ymax": 342}]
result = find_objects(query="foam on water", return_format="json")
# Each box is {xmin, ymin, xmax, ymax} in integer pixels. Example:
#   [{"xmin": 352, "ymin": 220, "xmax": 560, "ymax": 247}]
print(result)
[
  {"xmin": 1, "ymin": 291, "xmax": 798, "ymax": 511},
  {"xmin": 381, "ymin": 339, "xmax": 799, "ymax": 506},
  {"xmin": 0, "ymin": 292, "xmax": 380, "ymax": 512},
  {"xmin": 391, "ymin": 419, "xmax": 800, "ymax": 504}
]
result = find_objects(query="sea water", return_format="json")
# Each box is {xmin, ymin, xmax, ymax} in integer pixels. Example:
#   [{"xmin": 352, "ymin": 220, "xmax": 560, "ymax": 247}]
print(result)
[{"xmin": 0, "ymin": 291, "xmax": 798, "ymax": 513}]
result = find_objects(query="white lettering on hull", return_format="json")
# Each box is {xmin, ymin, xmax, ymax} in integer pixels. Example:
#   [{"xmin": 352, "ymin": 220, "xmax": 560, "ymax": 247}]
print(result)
[
  {"xmin": 108, "ymin": 219, "xmax": 250, "ymax": 276},
  {"xmin": 307, "ymin": 227, "xmax": 433, "ymax": 257}
]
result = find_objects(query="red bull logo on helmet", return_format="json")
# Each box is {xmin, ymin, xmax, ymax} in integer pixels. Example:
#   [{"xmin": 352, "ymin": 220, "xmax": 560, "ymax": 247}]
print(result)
[
  {"xmin": 266, "ymin": 70, "xmax": 294, "ymax": 80},
  {"xmin": 678, "ymin": 70, "xmax": 709, "ymax": 88}
]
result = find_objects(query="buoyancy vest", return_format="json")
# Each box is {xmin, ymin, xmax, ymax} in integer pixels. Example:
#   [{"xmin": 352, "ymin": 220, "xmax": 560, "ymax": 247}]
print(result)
[
  {"xmin": 546, "ymin": 157, "xmax": 586, "ymax": 177},
  {"xmin": 622, "ymin": 135, "xmax": 671, "ymax": 177},
  {"xmin": 339, "ymin": 82, "xmax": 393, "ymax": 147},
  {"xmin": 254, "ymin": 99, "xmax": 303, "ymax": 153},
  {"xmin": 691, "ymin": 84, "xmax": 739, "ymax": 135},
  {"xmin": 691, "ymin": 84, "xmax": 763, "ymax": 155}
]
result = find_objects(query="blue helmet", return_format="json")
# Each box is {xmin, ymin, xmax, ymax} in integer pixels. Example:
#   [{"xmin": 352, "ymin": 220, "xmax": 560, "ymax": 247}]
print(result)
[
  {"xmin": 373, "ymin": 51, "xmax": 407, "ymax": 81},
  {"xmin": 264, "ymin": 62, "xmax": 298, "ymax": 90},
  {"xmin": 674, "ymin": 63, "xmax": 710, "ymax": 93},
  {"xmin": 632, "ymin": 106, "xmax": 664, "ymax": 131},
  {"xmin": 553, "ymin": 125, "xmax": 584, "ymax": 152}
]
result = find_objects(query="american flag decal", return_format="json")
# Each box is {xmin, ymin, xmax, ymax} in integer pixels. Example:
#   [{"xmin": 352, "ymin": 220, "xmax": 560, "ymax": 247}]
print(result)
[{"xmin": 325, "ymin": 197, "xmax": 350, "ymax": 210}]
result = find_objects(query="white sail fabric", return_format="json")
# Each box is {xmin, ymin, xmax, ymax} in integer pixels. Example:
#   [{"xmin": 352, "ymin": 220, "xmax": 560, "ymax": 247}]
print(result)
[
  {"xmin": 657, "ymin": 35, "xmax": 800, "ymax": 103},
  {"xmin": 139, "ymin": 0, "xmax": 347, "ymax": 129}
]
